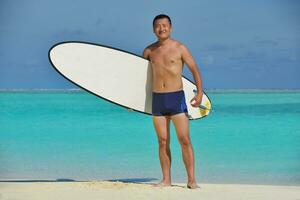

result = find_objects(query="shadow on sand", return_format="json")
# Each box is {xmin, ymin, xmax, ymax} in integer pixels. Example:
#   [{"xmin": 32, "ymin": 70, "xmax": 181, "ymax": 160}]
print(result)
[
  {"xmin": 0, "ymin": 178, "xmax": 78, "ymax": 183},
  {"xmin": 105, "ymin": 178, "xmax": 185, "ymax": 188},
  {"xmin": 0, "ymin": 177, "xmax": 185, "ymax": 188}
]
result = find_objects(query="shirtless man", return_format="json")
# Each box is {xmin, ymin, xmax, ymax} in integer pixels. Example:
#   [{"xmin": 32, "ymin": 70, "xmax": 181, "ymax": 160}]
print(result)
[{"xmin": 143, "ymin": 14, "xmax": 203, "ymax": 189}]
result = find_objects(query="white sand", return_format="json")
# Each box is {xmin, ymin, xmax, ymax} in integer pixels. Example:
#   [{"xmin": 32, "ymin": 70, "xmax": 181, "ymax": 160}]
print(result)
[{"xmin": 0, "ymin": 181, "xmax": 299, "ymax": 200}]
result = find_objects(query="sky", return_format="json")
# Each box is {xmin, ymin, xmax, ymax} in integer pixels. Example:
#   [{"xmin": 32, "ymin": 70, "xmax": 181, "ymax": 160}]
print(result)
[{"xmin": 0, "ymin": 0, "xmax": 299, "ymax": 89}]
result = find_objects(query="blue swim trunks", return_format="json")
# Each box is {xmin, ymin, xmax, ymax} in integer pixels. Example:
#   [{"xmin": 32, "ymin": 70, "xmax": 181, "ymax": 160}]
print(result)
[{"xmin": 152, "ymin": 90, "xmax": 188, "ymax": 116}]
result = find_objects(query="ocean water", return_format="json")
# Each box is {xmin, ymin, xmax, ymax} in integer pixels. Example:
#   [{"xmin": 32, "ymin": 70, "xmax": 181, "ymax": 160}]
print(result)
[{"xmin": 0, "ymin": 90, "xmax": 299, "ymax": 185}]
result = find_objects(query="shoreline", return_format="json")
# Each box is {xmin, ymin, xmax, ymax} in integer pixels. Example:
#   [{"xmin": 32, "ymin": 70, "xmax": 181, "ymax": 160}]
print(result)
[
  {"xmin": 1, "ymin": 181, "xmax": 299, "ymax": 200},
  {"xmin": 1, "ymin": 88, "xmax": 300, "ymax": 93},
  {"xmin": 0, "ymin": 179, "xmax": 299, "ymax": 187}
]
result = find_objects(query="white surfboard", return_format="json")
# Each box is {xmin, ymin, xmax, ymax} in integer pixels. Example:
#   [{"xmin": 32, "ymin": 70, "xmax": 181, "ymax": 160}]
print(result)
[{"xmin": 49, "ymin": 41, "xmax": 211, "ymax": 120}]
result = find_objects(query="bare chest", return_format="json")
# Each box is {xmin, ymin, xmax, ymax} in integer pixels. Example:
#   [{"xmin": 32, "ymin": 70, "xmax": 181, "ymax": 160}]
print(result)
[{"xmin": 149, "ymin": 48, "xmax": 182, "ymax": 68}]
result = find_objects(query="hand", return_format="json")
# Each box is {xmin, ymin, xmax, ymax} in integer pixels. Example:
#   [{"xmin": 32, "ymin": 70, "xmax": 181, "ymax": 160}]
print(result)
[{"xmin": 190, "ymin": 93, "xmax": 203, "ymax": 107}]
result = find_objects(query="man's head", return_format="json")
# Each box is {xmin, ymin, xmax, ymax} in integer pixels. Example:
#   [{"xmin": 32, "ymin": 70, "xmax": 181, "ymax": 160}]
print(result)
[
  {"xmin": 152, "ymin": 14, "xmax": 172, "ymax": 41},
  {"xmin": 153, "ymin": 14, "xmax": 172, "ymax": 27}
]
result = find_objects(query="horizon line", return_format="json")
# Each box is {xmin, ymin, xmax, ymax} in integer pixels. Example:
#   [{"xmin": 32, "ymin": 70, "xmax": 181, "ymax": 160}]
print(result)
[{"xmin": 1, "ymin": 88, "xmax": 300, "ymax": 92}]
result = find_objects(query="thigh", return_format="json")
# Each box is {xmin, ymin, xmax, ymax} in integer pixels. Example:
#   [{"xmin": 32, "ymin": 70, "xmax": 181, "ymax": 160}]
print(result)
[
  {"xmin": 153, "ymin": 116, "xmax": 171, "ymax": 141},
  {"xmin": 170, "ymin": 113, "xmax": 190, "ymax": 141}
]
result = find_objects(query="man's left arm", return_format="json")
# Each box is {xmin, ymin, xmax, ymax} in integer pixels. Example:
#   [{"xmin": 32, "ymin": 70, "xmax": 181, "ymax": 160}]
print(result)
[{"xmin": 180, "ymin": 44, "xmax": 203, "ymax": 107}]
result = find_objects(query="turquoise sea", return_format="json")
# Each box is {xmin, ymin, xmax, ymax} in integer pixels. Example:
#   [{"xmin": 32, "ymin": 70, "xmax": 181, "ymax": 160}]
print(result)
[{"xmin": 0, "ymin": 90, "xmax": 299, "ymax": 185}]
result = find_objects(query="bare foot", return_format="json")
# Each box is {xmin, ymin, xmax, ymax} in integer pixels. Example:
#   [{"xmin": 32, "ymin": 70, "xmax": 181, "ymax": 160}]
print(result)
[
  {"xmin": 187, "ymin": 182, "xmax": 200, "ymax": 189},
  {"xmin": 154, "ymin": 180, "xmax": 171, "ymax": 187}
]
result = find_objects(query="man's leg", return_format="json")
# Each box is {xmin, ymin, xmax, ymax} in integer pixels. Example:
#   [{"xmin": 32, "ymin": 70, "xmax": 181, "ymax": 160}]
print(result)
[
  {"xmin": 153, "ymin": 115, "xmax": 171, "ymax": 186},
  {"xmin": 171, "ymin": 113, "xmax": 199, "ymax": 189}
]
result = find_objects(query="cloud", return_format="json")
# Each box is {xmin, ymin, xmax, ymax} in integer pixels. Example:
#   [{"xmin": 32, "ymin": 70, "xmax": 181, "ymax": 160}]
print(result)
[
  {"xmin": 228, "ymin": 51, "xmax": 267, "ymax": 62},
  {"xmin": 288, "ymin": 54, "xmax": 300, "ymax": 61},
  {"xmin": 95, "ymin": 18, "xmax": 103, "ymax": 26},
  {"xmin": 205, "ymin": 44, "xmax": 233, "ymax": 52},
  {"xmin": 253, "ymin": 36, "xmax": 279, "ymax": 46},
  {"xmin": 201, "ymin": 55, "xmax": 214, "ymax": 65},
  {"xmin": 54, "ymin": 29, "xmax": 89, "ymax": 38}
]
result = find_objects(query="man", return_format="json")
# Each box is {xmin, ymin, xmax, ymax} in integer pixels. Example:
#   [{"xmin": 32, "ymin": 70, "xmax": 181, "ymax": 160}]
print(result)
[{"xmin": 143, "ymin": 14, "xmax": 203, "ymax": 189}]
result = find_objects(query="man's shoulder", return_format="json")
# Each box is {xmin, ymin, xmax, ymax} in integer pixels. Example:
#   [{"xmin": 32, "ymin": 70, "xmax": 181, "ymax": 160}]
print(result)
[
  {"xmin": 143, "ymin": 42, "xmax": 158, "ymax": 59},
  {"xmin": 170, "ymin": 39, "xmax": 186, "ymax": 48},
  {"xmin": 144, "ymin": 42, "xmax": 158, "ymax": 51},
  {"xmin": 170, "ymin": 39, "xmax": 187, "ymax": 52}
]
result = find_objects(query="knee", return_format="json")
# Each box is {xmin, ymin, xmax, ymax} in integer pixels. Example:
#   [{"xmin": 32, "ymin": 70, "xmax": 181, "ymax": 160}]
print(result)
[
  {"xmin": 158, "ymin": 137, "xmax": 168, "ymax": 147},
  {"xmin": 178, "ymin": 136, "xmax": 191, "ymax": 147}
]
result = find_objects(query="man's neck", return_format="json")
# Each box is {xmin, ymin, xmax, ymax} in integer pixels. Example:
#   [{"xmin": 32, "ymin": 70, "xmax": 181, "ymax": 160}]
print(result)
[{"xmin": 158, "ymin": 38, "xmax": 171, "ymax": 46}]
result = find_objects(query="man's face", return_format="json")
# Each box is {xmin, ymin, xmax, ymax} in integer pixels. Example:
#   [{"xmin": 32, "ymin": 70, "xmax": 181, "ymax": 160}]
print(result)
[{"xmin": 153, "ymin": 18, "xmax": 172, "ymax": 40}]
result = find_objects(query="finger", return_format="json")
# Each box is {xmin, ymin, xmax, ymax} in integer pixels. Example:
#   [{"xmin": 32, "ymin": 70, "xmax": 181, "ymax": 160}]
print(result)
[
  {"xmin": 190, "ymin": 96, "xmax": 196, "ymax": 101},
  {"xmin": 190, "ymin": 99, "xmax": 196, "ymax": 105},
  {"xmin": 192, "ymin": 100, "xmax": 201, "ymax": 107},
  {"xmin": 191, "ymin": 101, "xmax": 198, "ymax": 107}
]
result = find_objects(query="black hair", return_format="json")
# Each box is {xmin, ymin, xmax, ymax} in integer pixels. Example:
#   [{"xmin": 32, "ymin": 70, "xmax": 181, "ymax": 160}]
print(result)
[{"xmin": 152, "ymin": 14, "xmax": 172, "ymax": 27}]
